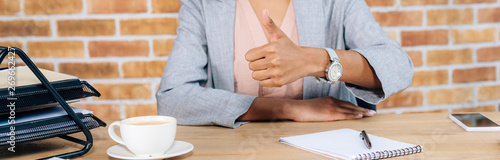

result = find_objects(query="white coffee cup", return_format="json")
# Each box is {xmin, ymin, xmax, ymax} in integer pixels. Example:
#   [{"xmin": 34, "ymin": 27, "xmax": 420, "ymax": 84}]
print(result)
[{"xmin": 108, "ymin": 116, "xmax": 177, "ymax": 157}]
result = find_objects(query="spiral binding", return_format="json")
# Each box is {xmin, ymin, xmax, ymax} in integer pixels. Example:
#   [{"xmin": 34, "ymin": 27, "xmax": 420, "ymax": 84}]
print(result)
[{"xmin": 355, "ymin": 145, "xmax": 422, "ymax": 160}]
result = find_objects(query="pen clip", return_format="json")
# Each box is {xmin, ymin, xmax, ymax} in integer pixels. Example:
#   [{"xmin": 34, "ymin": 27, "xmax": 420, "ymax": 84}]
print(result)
[{"xmin": 360, "ymin": 130, "xmax": 372, "ymax": 149}]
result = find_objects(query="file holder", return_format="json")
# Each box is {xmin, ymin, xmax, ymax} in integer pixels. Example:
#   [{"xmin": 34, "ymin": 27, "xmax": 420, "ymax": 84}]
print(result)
[
  {"xmin": 0, "ymin": 46, "xmax": 106, "ymax": 159},
  {"xmin": 0, "ymin": 77, "xmax": 101, "ymax": 113}
]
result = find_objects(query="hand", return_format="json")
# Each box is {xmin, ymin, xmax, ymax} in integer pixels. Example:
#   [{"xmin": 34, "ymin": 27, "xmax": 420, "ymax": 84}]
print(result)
[
  {"xmin": 245, "ymin": 9, "xmax": 325, "ymax": 87},
  {"xmin": 286, "ymin": 97, "xmax": 376, "ymax": 122}
]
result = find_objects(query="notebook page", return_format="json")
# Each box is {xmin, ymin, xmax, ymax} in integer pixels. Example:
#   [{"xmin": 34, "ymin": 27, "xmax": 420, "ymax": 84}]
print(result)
[{"xmin": 280, "ymin": 128, "xmax": 419, "ymax": 160}]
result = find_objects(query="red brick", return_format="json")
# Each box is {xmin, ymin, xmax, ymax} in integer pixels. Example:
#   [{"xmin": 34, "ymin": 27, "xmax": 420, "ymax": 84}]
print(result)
[
  {"xmin": 122, "ymin": 60, "xmax": 167, "ymax": 78},
  {"xmin": 88, "ymin": 0, "xmax": 147, "ymax": 14},
  {"xmin": 427, "ymin": 9, "xmax": 473, "ymax": 25},
  {"xmin": 0, "ymin": 42, "xmax": 22, "ymax": 49},
  {"xmin": 477, "ymin": 47, "xmax": 500, "ymax": 62},
  {"xmin": 24, "ymin": 0, "xmax": 82, "ymax": 15},
  {"xmin": 401, "ymin": 0, "xmax": 448, "ymax": 5},
  {"xmin": 453, "ymin": 67, "xmax": 496, "ymax": 83},
  {"xmin": 427, "ymin": 88, "xmax": 474, "ymax": 104},
  {"xmin": 411, "ymin": 70, "xmax": 448, "ymax": 86},
  {"xmin": 0, "ymin": 62, "xmax": 54, "ymax": 71},
  {"xmin": 31, "ymin": 63, "xmax": 54, "ymax": 71},
  {"xmin": 125, "ymin": 104, "xmax": 158, "ymax": 118},
  {"xmin": 89, "ymin": 41, "xmax": 149, "ymax": 57},
  {"xmin": 454, "ymin": 0, "xmax": 497, "ymax": 4},
  {"xmin": 406, "ymin": 51, "xmax": 422, "ymax": 67},
  {"xmin": 153, "ymin": 0, "xmax": 181, "ymax": 13},
  {"xmin": 153, "ymin": 39, "xmax": 174, "ymax": 56},
  {"xmin": 59, "ymin": 62, "xmax": 119, "ymax": 79},
  {"xmin": 452, "ymin": 28, "xmax": 496, "ymax": 44},
  {"xmin": 72, "ymin": 104, "xmax": 121, "ymax": 119},
  {"xmin": 372, "ymin": 11, "xmax": 422, "ymax": 26},
  {"xmin": 57, "ymin": 19, "xmax": 115, "ymax": 36},
  {"xmin": 401, "ymin": 30, "xmax": 448, "ymax": 46},
  {"xmin": 365, "ymin": 0, "xmax": 395, "ymax": 6},
  {"xmin": 427, "ymin": 49, "xmax": 473, "ymax": 66},
  {"xmin": 0, "ymin": 20, "xmax": 51, "ymax": 37},
  {"xmin": 27, "ymin": 41, "xmax": 84, "ymax": 58},
  {"xmin": 478, "ymin": 85, "xmax": 500, "ymax": 101},
  {"xmin": 121, "ymin": 18, "xmax": 178, "ymax": 35},
  {"xmin": 93, "ymin": 83, "xmax": 152, "ymax": 100},
  {"xmin": 378, "ymin": 90, "xmax": 423, "ymax": 108},
  {"xmin": 478, "ymin": 8, "xmax": 500, "ymax": 23},
  {"xmin": 0, "ymin": 0, "xmax": 20, "ymax": 15}
]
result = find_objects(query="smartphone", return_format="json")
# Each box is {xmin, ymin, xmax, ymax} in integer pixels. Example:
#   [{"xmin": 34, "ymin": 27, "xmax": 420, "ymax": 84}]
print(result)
[{"xmin": 449, "ymin": 113, "xmax": 500, "ymax": 131}]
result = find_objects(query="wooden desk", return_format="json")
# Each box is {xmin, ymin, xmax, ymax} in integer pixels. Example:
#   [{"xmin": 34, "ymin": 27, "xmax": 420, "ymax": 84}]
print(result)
[{"xmin": 2, "ymin": 112, "xmax": 500, "ymax": 159}]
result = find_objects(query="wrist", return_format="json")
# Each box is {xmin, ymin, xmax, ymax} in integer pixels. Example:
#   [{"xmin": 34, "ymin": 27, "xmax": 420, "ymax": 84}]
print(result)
[
  {"xmin": 303, "ymin": 47, "xmax": 330, "ymax": 77},
  {"xmin": 280, "ymin": 99, "xmax": 298, "ymax": 120}
]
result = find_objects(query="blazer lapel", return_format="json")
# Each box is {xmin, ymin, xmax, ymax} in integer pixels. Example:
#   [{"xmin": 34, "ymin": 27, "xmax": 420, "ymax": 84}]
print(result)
[
  {"xmin": 294, "ymin": 0, "xmax": 330, "ymax": 99},
  {"xmin": 205, "ymin": 0, "xmax": 236, "ymax": 92}
]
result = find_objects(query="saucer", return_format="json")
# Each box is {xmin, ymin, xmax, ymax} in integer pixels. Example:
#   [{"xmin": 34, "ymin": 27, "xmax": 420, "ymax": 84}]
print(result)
[{"xmin": 107, "ymin": 141, "xmax": 194, "ymax": 160}]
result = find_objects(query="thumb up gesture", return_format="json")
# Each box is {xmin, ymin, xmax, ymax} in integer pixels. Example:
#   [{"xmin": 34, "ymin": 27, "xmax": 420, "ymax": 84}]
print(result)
[{"xmin": 245, "ymin": 9, "xmax": 328, "ymax": 87}]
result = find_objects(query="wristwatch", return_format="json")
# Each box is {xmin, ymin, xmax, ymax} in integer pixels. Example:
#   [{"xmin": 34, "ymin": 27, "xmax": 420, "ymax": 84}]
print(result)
[{"xmin": 316, "ymin": 48, "xmax": 342, "ymax": 84}]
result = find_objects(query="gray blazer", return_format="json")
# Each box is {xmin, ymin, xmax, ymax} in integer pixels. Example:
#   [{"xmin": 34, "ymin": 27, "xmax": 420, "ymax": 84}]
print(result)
[{"xmin": 156, "ymin": 0, "xmax": 414, "ymax": 128}]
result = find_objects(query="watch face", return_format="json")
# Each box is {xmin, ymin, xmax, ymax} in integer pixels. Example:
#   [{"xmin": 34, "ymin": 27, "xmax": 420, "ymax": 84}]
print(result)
[{"xmin": 329, "ymin": 63, "xmax": 342, "ymax": 81}]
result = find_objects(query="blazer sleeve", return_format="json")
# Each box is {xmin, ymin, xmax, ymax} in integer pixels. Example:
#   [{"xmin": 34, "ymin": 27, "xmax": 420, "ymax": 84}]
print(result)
[
  {"xmin": 156, "ymin": 0, "xmax": 255, "ymax": 128},
  {"xmin": 342, "ymin": 0, "xmax": 414, "ymax": 104}
]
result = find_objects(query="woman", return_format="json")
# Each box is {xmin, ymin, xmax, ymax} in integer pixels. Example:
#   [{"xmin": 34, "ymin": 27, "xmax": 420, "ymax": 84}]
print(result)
[{"xmin": 156, "ymin": 0, "xmax": 413, "ymax": 128}]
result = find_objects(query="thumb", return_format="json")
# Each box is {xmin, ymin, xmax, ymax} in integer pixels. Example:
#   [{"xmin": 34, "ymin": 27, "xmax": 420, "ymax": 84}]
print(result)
[{"xmin": 260, "ymin": 9, "xmax": 285, "ymax": 42}]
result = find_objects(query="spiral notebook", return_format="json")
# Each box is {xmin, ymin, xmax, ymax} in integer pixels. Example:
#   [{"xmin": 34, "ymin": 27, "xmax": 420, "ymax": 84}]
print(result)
[{"xmin": 279, "ymin": 128, "xmax": 423, "ymax": 160}]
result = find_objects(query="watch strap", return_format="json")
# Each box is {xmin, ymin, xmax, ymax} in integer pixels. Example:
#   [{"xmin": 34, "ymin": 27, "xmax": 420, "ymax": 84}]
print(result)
[
  {"xmin": 324, "ymin": 48, "xmax": 338, "ymax": 61},
  {"xmin": 315, "ymin": 77, "xmax": 335, "ymax": 84},
  {"xmin": 316, "ymin": 48, "xmax": 339, "ymax": 84}
]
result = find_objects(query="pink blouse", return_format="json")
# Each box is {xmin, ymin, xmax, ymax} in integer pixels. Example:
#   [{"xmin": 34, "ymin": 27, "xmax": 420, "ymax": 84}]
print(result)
[{"xmin": 234, "ymin": 0, "xmax": 303, "ymax": 99}]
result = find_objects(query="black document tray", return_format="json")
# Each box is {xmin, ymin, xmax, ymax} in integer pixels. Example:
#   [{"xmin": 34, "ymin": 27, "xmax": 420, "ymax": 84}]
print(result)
[{"xmin": 0, "ymin": 46, "xmax": 107, "ymax": 159}]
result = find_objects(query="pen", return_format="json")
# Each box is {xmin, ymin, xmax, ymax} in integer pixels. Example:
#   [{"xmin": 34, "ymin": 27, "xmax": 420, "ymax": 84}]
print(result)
[{"xmin": 360, "ymin": 130, "xmax": 372, "ymax": 149}]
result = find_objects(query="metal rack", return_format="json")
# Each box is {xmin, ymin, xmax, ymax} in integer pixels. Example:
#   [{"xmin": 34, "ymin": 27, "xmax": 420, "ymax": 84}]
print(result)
[{"xmin": 0, "ymin": 46, "xmax": 105, "ymax": 159}]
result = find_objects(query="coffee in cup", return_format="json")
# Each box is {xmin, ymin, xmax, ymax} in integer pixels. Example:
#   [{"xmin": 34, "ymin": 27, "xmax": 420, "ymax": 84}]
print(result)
[{"xmin": 108, "ymin": 116, "xmax": 177, "ymax": 157}]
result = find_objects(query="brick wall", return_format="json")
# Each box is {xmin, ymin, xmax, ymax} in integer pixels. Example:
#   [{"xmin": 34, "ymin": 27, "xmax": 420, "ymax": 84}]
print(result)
[
  {"xmin": 0, "ymin": 0, "xmax": 498, "ymax": 119},
  {"xmin": 368, "ymin": 0, "xmax": 500, "ymax": 113}
]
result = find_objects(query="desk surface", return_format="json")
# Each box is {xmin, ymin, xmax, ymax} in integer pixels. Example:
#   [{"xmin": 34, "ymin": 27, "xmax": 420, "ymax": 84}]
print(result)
[{"xmin": 2, "ymin": 112, "xmax": 500, "ymax": 159}]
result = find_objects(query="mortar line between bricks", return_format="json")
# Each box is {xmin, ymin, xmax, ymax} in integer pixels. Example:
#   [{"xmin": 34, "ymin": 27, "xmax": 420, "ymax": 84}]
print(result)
[
  {"xmin": 82, "ymin": 0, "xmax": 88, "ymax": 15},
  {"xmin": 19, "ymin": 0, "xmax": 25, "ymax": 16},
  {"xmin": 147, "ymin": 0, "xmax": 153, "ymax": 14}
]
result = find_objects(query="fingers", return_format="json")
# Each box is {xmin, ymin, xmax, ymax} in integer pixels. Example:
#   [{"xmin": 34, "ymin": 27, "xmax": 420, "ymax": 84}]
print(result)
[
  {"xmin": 260, "ymin": 8, "xmax": 285, "ymax": 42},
  {"xmin": 337, "ymin": 100, "xmax": 367, "ymax": 112},
  {"xmin": 245, "ymin": 43, "xmax": 275, "ymax": 62},
  {"xmin": 364, "ymin": 110, "xmax": 377, "ymax": 117},
  {"xmin": 260, "ymin": 78, "xmax": 283, "ymax": 87},
  {"xmin": 336, "ymin": 100, "xmax": 377, "ymax": 117},
  {"xmin": 329, "ymin": 98, "xmax": 376, "ymax": 120},
  {"xmin": 334, "ymin": 106, "xmax": 365, "ymax": 115},
  {"xmin": 249, "ymin": 59, "xmax": 269, "ymax": 71},
  {"xmin": 252, "ymin": 70, "xmax": 272, "ymax": 81},
  {"xmin": 341, "ymin": 113, "xmax": 364, "ymax": 120},
  {"xmin": 246, "ymin": 47, "xmax": 266, "ymax": 62},
  {"xmin": 252, "ymin": 71, "xmax": 284, "ymax": 87}
]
